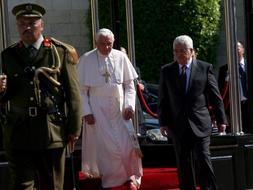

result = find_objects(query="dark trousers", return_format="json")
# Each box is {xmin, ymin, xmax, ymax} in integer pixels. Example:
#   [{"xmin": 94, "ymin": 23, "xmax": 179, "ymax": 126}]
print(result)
[
  {"xmin": 7, "ymin": 147, "xmax": 66, "ymax": 190},
  {"xmin": 170, "ymin": 122, "xmax": 217, "ymax": 190},
  {"xmin": 241, "ymin": 100, "xmax": 251, "ymax": 133}
]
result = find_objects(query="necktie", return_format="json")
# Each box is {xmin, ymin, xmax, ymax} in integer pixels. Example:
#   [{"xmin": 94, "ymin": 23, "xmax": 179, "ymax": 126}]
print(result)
[
  {"xmin": 27, "ymin": 45, "xmax": 37, "ymax": 59},
  {"xmin": 180, "ymin": 65, "xmax": 187, "ymax": 93},
  {"xmin": 239, "ymin": 64, "xmax": 247, "ymax": 98}
]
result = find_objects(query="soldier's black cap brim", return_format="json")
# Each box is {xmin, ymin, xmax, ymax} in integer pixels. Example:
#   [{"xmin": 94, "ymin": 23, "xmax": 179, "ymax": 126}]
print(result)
[{"xmin": 12, "ymin": 3, "xmax": 46, "ymax": 18}]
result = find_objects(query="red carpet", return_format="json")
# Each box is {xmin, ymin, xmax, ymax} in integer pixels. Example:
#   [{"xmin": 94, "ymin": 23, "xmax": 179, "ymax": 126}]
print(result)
[
  {"xmin": 140, "ymin": 168, "xmax": 179, "ymax": 190},
  {"xmin": 79, "ymin": 167, "xmax": 185, "ymax": 190}
]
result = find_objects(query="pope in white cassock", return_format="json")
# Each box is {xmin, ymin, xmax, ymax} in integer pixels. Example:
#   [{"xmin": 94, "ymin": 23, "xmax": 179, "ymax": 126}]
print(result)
[{"xmin": 77, "ymin": 28, "xmax": 143, "ymax": 189}]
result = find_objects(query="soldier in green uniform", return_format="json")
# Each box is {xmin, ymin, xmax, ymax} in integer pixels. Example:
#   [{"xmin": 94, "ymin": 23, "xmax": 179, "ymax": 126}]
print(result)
[{"xmin": 0, "ymin": 3, "xmax": 82, "ymax": 190}]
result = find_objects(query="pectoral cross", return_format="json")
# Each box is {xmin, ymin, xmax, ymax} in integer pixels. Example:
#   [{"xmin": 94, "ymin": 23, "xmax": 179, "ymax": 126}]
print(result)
[{"xmin": 102, "ymin": 66, "xmax": 110, "ymax": 83}]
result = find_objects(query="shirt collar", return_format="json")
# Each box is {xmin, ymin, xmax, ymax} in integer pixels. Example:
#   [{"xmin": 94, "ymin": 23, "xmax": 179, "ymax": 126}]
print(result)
[
  {"xmin": 240, "ymin": 58, "xmax": 245, "ymax": 65},
  {"xmin": 24, "ymin": 35, "xmax": 44, "ymax": 50},
  {"xmin": 97, "ymin": 49, "xmax": 114, "ymax": 61},
  {"xmin": 179, "ymin": 57, "xmax": 192, "ymax": 69}
]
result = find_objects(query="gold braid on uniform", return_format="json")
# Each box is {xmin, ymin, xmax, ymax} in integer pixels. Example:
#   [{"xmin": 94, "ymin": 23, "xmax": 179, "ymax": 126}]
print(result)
[
  {"xmin": 33, "ymin": 44, "xmax": 61, "ymax": 106},
  {"xmin": 50, "ymin": 37, "xmax": 79, "ymax": 64}
]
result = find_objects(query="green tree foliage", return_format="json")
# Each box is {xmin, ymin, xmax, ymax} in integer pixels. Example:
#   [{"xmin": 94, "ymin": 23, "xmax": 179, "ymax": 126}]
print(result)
[{"xmin": 86, "ymin": 0, "xmax": 221, "ymax": 83}]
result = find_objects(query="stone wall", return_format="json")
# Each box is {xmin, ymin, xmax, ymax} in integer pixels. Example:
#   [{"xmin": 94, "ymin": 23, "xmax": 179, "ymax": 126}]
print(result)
[{"xmin": 7, "ymin": 0, "xmax": 90, "ymax": 55}]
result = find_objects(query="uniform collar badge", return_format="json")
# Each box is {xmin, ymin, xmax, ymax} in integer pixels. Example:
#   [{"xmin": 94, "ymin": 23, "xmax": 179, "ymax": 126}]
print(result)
[{"xmin": 43, "ymin": 37, "xmax": 52, "ymax": 49}]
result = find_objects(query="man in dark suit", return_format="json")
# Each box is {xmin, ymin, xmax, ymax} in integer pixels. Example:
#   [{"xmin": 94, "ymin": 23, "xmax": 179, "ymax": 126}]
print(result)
[
  {"xmin": 0, "ymin": 3, "xmax": 81, "ymax": 190},
  {"xmin": 218, "ymin": 41, "xmax": 250, "ymax": 133},
  {"xmin": 158, "ymin": 35, "xmax": 227, "ymax": 190}
]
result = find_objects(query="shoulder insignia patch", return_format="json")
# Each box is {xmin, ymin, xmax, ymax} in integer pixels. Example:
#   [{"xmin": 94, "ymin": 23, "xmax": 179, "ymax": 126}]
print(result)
[
  {"xmin": 50, "ymin": 37, "xmax": 79, "ymax": 64},
  {"xmin": 8, "ymin": 42, "xmax": 20, "ymax": 49}
]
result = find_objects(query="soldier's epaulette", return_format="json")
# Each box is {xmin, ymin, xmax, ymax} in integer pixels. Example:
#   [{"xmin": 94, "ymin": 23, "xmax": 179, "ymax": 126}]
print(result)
[
  {"xmin": 49, "ymin": 37, "xmax": 78, "ymax": 65},
  {"xmin": 1, "ymin": 42, "xmax": 22, "ymax": 54},
  {"xmin": 6, "ymin": 41, "xmax": 21, "ymax": 49}
]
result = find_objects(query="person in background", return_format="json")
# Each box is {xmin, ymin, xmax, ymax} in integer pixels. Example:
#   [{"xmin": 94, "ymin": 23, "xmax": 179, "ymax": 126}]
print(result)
[
  {"xmin": 192, "ymin": 48, "xmax": 198, "ymax": 59},
  {"xmin": 0, "ymin": 3, "xmax": 81, "ymax": 190},
  {"xmin": 158, "ymin": 35, "xmax": 227, "ymax": 190},
  {"xmin": 120, "ymin": 46, "xmax": 127, "ymax": 54},
  {"xmin": 77, "ymin": 28, "xmax": 143, "ymax": 190},
  {"xmin": 218, "ymin": 41, "xmax": 250, "ymax": 133}
]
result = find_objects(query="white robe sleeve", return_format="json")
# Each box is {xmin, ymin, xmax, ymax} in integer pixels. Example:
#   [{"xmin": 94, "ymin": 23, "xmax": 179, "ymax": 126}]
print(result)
[
  {"xmin": 123, "ymin": 80, "xmax": 136, "ymax": 111},
  {"xmin": 121, "ymin": 51, "xmax": 138, "ymax": 112},
  {"xmin": 80, "ymin": 86, "xmax": 92, "ymax": 116},
  {"xmin": 77, "ymin": 56, "xmax": 92, "ymax": 116}
]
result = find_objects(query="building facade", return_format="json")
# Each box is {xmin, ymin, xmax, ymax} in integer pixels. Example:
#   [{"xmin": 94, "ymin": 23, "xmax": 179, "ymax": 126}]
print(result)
[{"xmin": 6, "ymin": 0, "xmax": 90, "ymax": 55}]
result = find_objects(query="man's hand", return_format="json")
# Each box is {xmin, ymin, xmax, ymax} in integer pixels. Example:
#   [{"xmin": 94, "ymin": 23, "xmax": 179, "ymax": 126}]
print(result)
[
  {"xmin": 68, "ymin": 134, "xmax": 79, "ymax": 153},
  {"xmin": 84, "ymin": 114, "xmax": 95, "ymax": 125},
  {"xmin": 218, "ymin": 123, "xmax": 227, "ymax": 135},
  {"xmin": 160, "ymin": 126, "xmax": 169, "ymax": 137},
  {"xmin": 0, "ymin": 74, "xmax": 7, "ymax": 93},
  {"xmin": 123, "ymin": 107, "xmax": 134, "ymax": 120}
]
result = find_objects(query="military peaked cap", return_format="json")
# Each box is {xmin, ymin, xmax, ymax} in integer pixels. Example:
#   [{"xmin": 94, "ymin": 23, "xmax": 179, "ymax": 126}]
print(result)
[{"xmin": 12, "ymin": 3, "xmax": 46, "ymax": 18}]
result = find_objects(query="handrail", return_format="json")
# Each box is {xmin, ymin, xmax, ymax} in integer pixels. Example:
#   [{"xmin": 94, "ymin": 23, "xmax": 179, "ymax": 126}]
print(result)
[{"xmin": 136, "ymin": 82, "xmax": 158, "ymax": 119}]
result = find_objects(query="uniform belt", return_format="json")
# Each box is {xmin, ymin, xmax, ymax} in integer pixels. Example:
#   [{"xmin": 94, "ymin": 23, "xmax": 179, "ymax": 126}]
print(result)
[{"xmin": 10, "ymin": 106, "xmax": 46, "ymax": 117}]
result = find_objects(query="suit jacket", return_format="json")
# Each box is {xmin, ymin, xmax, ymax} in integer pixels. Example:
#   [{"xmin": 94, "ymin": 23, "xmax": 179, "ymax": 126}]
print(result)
[
  {"xmin": 218, "ymin": 62, "xmax": 248, "ymax": 100},
  {"xmin": 218, "ymin": 64, "xmax": 228, "ymax": 93},
  {"xmin": 158, "ymin": 59, "xmax": 227, "ymax": 137},
  {"xmin": 0, "ymin": 37, "xmax": 82, "ymax": 150}
]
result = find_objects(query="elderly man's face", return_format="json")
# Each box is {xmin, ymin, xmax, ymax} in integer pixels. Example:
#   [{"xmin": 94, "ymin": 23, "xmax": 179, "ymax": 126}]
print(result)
[
  {"xmin": 173, "ymin": 43, "xmax": 193, "ymax": 65},
  {"xmin": 237, "ymin": 42, "xmax": 244, "ymax": 59},
  {"xmin": 17, "ymin": 16, "xmax": 44, "ymax": 45},
  {"xmin": 96, "ymin": 35, "xmax": 114, "ymax": 56}
]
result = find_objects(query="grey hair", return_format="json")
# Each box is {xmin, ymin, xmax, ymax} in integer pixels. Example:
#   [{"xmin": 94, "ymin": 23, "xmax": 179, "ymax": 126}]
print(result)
[
  {"xmin": 95, "ymin": 28, "xmax": 115, "ymax": 42},
  {"xmin": 173, "ymin": 35, "xmax": 193, "ymax": 49}
]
